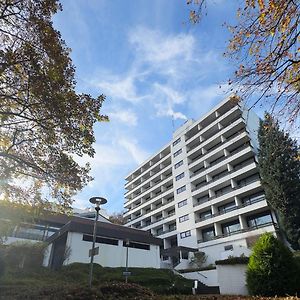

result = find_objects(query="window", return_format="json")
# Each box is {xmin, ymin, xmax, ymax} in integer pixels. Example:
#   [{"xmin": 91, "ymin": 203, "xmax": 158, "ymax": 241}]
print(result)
[
  {"xmin": 215, "ymin": 185, "xmax": 232, "ymax": 197},
  {"xmin": 202, "ymin": 227, "xmax": 215, "ymax": 242},
  {"xmin": 175, "ymin": 172, "xmax": 185, "ymax": 181},
  {"xmin": 175, "ymin": 160, "xmax": 183, "ymax": 169},
  {"xmin": 123, "ymin": 241, "xmax": 150, "ymax": 250},
  {"xmin": 222, "ymin": 220, "xmax": 241, "ymax": 235},
  {"xmin": 180, "ymin": 230, "xmax": 191, "ymax": 239},
  {"xmin": 173, "ymin": 137, "xmax": 181, "ymax": 146},
  {"xmin": 199, "ymin": 210, "xmax": 212, "ymax": 220},
  {"xmin": 178, "ymin": 199, "xmax": 188, "ymax": 208},
  {"xmin": 247, "ymin": 212, "xmax": 273, "ymax": 228},
  {"xmin": 218, "ymin": 201, "xmax": 236, "ymax": 214},
  {"xmin": 156, "ymin": 227, "xmax": 163, "ymax": 235},
  {"xmin": 173, "ymin": 149, "xmax": 182, "ymax": 157},
  {"xmin": 179, "ymin": 214, "xmax": 189, "ymax": 223},
  {"xmin": 177, "ymin": 185, "xmax": 186, "ymax": 194},
  {"xmin": 83, "ymin": 234, "xmax": 119, "ymax": 246},
  {"xmin": 224, "ymin": 245, "xmax": 233, "ymax": 251},
  {"xmin": 169, "ymin": 223, "xmax": 176, "ymax": 231}
]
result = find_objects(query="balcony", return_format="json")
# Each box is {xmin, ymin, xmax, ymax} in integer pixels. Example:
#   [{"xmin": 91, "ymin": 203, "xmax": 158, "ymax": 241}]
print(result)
[
  {"xmin": 154, "ymin": 226, "xmax": 177, "ymax": 237},
  {"xmin": 197, "ymin": 222, "xmax": 278, "ymax": 243},
  {"xmin": 193, "ymin": 178, "xmax": 261, "ymax": 208},
  {"xmin": 195, "ymin": 196, "xmax": 266, "ymax": 223}
]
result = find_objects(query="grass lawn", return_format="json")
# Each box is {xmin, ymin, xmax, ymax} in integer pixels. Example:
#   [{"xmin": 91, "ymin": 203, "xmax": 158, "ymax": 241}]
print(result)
[{"xmin": 1, "ymin": 263, "xmax": 299, "ymax": 299}]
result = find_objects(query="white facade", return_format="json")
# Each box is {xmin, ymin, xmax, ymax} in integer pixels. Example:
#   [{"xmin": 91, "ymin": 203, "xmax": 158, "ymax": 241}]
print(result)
[
  {"xmin": 124, "ymin": 96, "xmax": 277, "ymax": 264},
  {"xmin": 44, "ymin": 231, "xmax": 161, "ymax": 269}
]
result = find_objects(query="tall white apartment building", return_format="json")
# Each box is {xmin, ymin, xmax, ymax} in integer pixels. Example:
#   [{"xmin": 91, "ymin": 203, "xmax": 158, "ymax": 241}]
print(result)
[{"xmin": 123, "ymin": 96, "xmax": 278, "ymax": 265}]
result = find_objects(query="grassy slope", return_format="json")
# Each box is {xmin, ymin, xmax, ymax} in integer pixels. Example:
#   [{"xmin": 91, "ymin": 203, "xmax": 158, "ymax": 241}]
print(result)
[{"xmin": 1, "ymin": 263, "xmax": 194, "ymax": 294}]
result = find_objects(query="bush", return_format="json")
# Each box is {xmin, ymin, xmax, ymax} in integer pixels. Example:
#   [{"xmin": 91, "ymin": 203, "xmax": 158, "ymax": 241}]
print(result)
[
  {"xmin": 4, "ymin": 241, "xmax": 46, "ymax": 270},
  {"xmin": 215, "ymin": 256, "xmax": 249, "ymax": 265},
  {"xmin": 0, "ymin": 249, "xmax": 5, "ymax": 278},
  {"xmin": 246, "ymin": 233, "xmax": 297, "ymax": 296}
]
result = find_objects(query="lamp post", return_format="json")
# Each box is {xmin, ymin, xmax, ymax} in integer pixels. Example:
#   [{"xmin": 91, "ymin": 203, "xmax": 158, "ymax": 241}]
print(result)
[
  {"xmin": 88, "ymin": 196, "xmax": 107, "ymax": 288},
  {"xmin": 125, "ymin": 238, "xmax": 130, "ymax": 283}
]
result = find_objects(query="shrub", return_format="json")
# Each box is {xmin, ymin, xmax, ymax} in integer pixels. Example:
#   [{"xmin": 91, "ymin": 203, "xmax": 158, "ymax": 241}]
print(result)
[
  {"xmin": 215, "ymin": 256, "xmax": 249, "ymax": 265},
  {"xmin": 4, "ymin": 241, "xmax": 46, "ymax": 270},
  {"xmin": 246, "ymin": 233, "xmax": 297, "ymax": 296}
]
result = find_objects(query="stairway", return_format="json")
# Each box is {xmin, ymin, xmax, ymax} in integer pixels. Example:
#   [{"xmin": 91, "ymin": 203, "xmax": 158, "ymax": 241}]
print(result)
[{"xmin": 196, "ymin": 280, "xmax": 220, "ymax": 294}]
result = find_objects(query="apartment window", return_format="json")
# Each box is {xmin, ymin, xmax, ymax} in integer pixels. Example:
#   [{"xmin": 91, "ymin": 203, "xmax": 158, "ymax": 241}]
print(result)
[
  {"xmin": 202, "ymin": 227, "xmax": 215, "ymax": 242},
  {"xmin": 247, "ymin": 211, "xmax": 273, "ymax": 228},
  {"xmin": 156, "ymin": 227, "xmax": 163, "ymax": 235},
  {"xmin": 123, "ymin": 241, "xmax": 150, "ymax": 250},
  {"xmin": 199, "ymin": 210, "xmax": 212, "ymax": 220},
  {"xmin": 197, "ymin": 194, "xmax": 209, "ymax": 204},
  {"xmin": 177, "ymin": 185, "xmax": 186, "ymax": 194},
  {"xmin": 218, "ymin": 201, "xmax": 236, "ymax": 214},
  {"xmin": 169, "ymin": 223, "xmax": 176, "ymax": 231},
  {"xmin": 173, "ymin": 137, "xmax": 181, "ymax": 146},
  {"xmin": 168, "ymin": 209, "xmax": 175, "ymax": 216},
  {"xmin": 173, "ymin": 149, "xmax": 182, "ymax": 157},
  {"xmin": 175, "ymin": 160, "xmax": 183, "ymax": 169},
  {"xmin": 179, "ymin": 214, "xmax": 189, "ymax": 223},
  {"xmin": 215, "ymin": 185, "xmax": 232, "ymax": 197},
  {"xmin": 180, "ymin": 230, "xmax": 191, "ymax": 239},
  {"xmin": 175, "ymin": 172, "xmax": 185, "ymax": 181},
  {"xmin": 83, "ymin": 234, "xmax": 119, "ymax": 246},
  {"xmin": 178, "ymin": 199, "xmax": 188, "ymax": 208},
  {"xmin": 222, "ymin": 220, "xmax": 241, "ymax": 235},
  {"xmin": 224, "ymin": 245, "xmax": 233, "ymax": 251}
]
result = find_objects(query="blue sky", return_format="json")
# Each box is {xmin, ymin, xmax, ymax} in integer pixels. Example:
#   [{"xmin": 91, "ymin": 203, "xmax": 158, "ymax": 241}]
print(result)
[{"xmin": 53, "ymin": 0, "xmax": 242, "ymax": 214}]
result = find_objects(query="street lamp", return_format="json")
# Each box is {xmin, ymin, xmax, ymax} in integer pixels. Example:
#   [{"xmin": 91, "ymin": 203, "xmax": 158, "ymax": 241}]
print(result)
[
  {"xmin": 125, "ymin": 238, "xmax": 130, "ymax": 283},
  {"xmin": 88, "ymin": 196, "xmax": 107, "ymax": 288}
]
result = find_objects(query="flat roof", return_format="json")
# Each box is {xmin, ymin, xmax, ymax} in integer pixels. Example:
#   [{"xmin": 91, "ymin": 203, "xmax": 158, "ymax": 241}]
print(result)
[{"xmin": 47, "ymin": 217, "xmax": 163, "ymax": 246}]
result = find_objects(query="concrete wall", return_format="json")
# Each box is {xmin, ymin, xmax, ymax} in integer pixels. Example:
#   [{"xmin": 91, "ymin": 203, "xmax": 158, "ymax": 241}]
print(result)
[
  {"xmin": 61, "ymin": 232, "xmax": 161, "ymax": 268},
  {"xmin": 217, "ymin": 264, "xmax": 248, "ymax": 295},
  {"xmin": 181, "ymin": 269, "xmax": 218, "ymax": 287}
]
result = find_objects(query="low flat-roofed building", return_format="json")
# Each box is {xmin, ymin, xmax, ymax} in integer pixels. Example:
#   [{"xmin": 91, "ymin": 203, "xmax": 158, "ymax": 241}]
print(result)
[{"xmin": 43, "ymin": 217, "xmax": 162, "ymax": 269}]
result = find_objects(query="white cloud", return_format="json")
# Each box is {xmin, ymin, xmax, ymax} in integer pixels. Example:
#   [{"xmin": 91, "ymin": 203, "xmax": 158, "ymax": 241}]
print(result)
[
  {"xmin": 129, "ymin": 27, "xmax": 195, "ymax": 64},
  {"xmin": 108, "ymin": 109, "xmax": 138, "ymax": 126},
  {"xmin": 118, "ymin": 138, "xmax": 149, "ymax": 165},
  {"xmin": 94, "ymin": 73, "xmax": 147, "ymax": 103}
]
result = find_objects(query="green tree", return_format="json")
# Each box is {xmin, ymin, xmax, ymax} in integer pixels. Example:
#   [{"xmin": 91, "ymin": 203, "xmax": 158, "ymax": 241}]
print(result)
[
  {"xmin": 187, "ymin": 0, "xmax": 300, "ymax": 122},
  {"xmin": 0, "ymin": 0, "xmax": 108, "ymax": 207},
  {"xmin": 258, "ymin": 113, "xmax": 300, "ymax": 249},
  {"xmin": 246, "ymin": 233, "xmax": 297, "ymax": 296}
]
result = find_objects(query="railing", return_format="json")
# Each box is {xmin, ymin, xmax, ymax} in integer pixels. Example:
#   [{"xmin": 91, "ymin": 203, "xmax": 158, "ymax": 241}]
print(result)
[
  {"xmin": 194, "ymin": 196, "xmax": 266, "ymax": 223},
  {"xmin": 191, "ymin": 159, "xmax": 256, "ymax": 194},
  {"xmin": 190, "ymin": 143, "xmax": 251, "ymax": 178},
  {"xmin": 197, "ymin": 222, "xmax": 278, "ymax": 243},
  {"xmin": 140, "ymin": 211, "xmax": 176, "ymax": 228},
  {"xmin": 188, "ymin": 128, "xmax": 248, "ymax": 167},
  {"xmin": 154, "ymin": 226, "xmax": 177, "ymax": 236},
  {"xmin": 193, "ymin": 178, "xmax": 261, "ymax": 208}
]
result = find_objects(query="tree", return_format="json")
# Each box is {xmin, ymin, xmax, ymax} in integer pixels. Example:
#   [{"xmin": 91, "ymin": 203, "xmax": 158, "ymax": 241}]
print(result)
[
  {"xmin": 0, "ymin": 0, "xmax": 108, "ymax": 207},
  {"xmin": 187, "ymin": 0, "xmax": 300, "ymax": 122},
  {"xmin": 258, "ymin": 113, "xmax": 300, "ymax": 249},
  {"xmin": 246, "ymin": 233, "xmax": 297, "ymax": 296},
  {"xmin": 109, "ymin": 212, "xmax": 126, "ymax": 225}
]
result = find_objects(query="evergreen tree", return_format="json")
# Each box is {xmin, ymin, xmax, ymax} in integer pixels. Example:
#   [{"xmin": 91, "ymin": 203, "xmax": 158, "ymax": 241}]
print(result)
[{"xmin": 258, "ymin": 113, "xmax": 300, "ymax": 249}]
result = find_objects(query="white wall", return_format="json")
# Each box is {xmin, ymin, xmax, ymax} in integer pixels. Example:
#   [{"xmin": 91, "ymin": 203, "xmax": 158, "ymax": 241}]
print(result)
[
  {"xmin": 217, "ymin": 264, "xmax": 248, "ymax": 295},
  {"xmin": 43, "ymin": 244, "xmax": 52, "ymax": 267},
  {"xmin": 182, "ymin": 269, "xmax": 218, "ymax": 287},
  {"xmin": 62, "ymin": 232, "xmax": 161, "ymax": 268}
]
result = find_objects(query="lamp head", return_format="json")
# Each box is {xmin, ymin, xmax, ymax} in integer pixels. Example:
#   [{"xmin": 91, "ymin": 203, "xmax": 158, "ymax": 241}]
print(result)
[{"xmin": 89, "ymin": 196, "xmax": 107, "ymax": 206}]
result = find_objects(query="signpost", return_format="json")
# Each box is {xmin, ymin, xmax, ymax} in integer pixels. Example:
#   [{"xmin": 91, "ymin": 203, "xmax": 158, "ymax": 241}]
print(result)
[{"xmin": 89, "ymin": 246, "xmax": 99, "ymax": 257}]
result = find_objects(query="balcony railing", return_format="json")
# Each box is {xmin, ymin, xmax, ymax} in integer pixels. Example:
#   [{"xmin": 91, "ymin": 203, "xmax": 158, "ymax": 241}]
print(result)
[
  {"xmin": 193, "ymin": 178, "xmax": 261, "ymax": 208},
  {"xmin": 140, "ymin": 211, "xmax": 176, "ymax": 228},
  {"xmin": 195, "ymin": 196, "xmax": 266, "ymax": 223},
  {"xmin": 154, "ymin": 226, "xmax": 177, "ymax": 236},
  {"xmin": 191, "ymin": 158, "xmax": 256, "ymax": 194},
  {"xmin": 197, "ymin": 222, "xmax": 278, "ymax": 243}
]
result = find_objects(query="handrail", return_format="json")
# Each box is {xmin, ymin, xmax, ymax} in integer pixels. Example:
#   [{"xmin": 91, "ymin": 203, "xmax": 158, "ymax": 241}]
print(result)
[
  {"xmin": 197, "ymin": 222, "xmax": 277, "ymax": 243},
  {"xmin": 195, "ymin": 196, "xmax": 266, "ymax": 223}
]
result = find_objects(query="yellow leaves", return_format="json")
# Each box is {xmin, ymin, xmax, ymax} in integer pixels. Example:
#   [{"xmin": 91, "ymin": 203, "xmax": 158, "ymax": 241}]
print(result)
[{"xmin": 0, "ymin": 136, "xmax": 10, "ymax": 149}]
